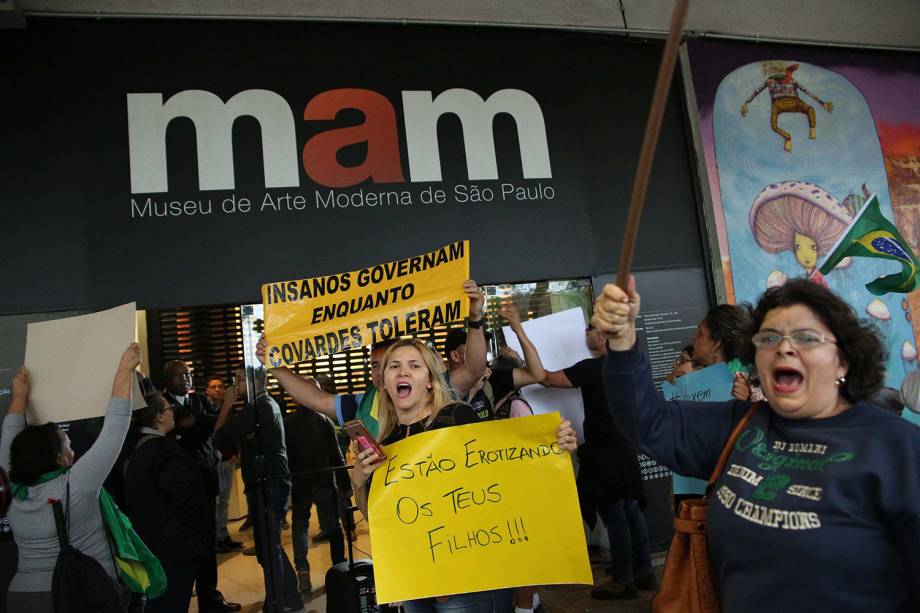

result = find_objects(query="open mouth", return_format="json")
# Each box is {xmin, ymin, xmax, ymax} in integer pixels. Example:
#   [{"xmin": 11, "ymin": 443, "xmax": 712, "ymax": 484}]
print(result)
[
  {"xmin": 395, "ymin": 382, "xmax": 413, "ymax": 399},
  {"xmin": 772, "ymin": 367, "xmax": 804, "ymax": 394}
]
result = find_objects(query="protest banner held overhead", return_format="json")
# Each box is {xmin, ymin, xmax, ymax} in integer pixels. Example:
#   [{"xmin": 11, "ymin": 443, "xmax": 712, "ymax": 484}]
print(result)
[
  {"xmin": 24, "ymin": 303, "xmax": 145, "ymax": 423},
  {"xmin": 262, "ymin": 240, "xmax": 469, "ymax": 367},
  {"xmin": 368, "ymin": 413, "xmax": 592, "ymax": 604}
]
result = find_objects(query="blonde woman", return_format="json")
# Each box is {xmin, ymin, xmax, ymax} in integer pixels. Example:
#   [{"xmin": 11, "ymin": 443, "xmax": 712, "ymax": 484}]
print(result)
[{"xmin": 351, "ymin": 338, "xmax": 577, "ymax": 613}]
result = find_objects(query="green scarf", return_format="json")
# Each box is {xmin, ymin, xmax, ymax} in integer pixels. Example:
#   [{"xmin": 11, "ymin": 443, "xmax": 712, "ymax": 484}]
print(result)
[{"xmin": 11, "ymin": 467, "xmax": 67, "ymax": 501}]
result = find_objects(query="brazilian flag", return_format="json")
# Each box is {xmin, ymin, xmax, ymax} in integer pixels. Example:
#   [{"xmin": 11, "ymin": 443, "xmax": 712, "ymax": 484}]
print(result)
[{"xmin": 819, "ymin": 194, "xmax": 920, "ymax": 295}]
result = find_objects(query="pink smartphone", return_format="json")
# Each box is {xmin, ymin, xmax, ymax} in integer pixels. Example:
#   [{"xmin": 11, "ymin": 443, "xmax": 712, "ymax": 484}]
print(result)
[{"xmin": 343, "ymin": 420, "xmax": 386, "ymax": 459}]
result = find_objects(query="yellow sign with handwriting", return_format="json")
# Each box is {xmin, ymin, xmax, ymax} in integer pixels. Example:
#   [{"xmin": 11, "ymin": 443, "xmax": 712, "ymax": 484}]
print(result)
[
  {"xmin": 368, "ymin": 413, "xmax": 592, "ymax": 604},
  {"xmin": 262, "ymin": 241, "xmax": 469, "ymax": 367}
]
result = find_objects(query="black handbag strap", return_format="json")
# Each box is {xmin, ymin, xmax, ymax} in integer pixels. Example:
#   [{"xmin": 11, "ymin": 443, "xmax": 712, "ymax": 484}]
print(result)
[
  {"xmin": 51, "ymin": 473, "xmax": 73, "ymax": 549},
  {"xmin": 51, "ymin": 499, "xmax": 68, "ymax": 549}
]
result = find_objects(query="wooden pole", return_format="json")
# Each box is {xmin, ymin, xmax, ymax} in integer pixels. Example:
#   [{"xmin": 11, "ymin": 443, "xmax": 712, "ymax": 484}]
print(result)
[{"xmin": 616, "ymin": 0, "xmax": 690, "ymax": 289}]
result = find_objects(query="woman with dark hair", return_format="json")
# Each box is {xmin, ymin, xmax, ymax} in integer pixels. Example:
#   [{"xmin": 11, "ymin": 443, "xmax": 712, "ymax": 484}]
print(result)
[
  {"xmin": 350, "ymin": 338, "xmax": 577, "ymax": 613},
  {"xmin": 691, "ymin": 304, "xmax": 750, "ymax": 368},
  {"xmin": 593, "ymin": 277, "xmax": 919, "ymax": 612},
  {"xmin": 674, "ymin": 306, "xmax": 754, "ymax": 511},
  {"xmin": 124, "ymin": 392, "xmax": 214, "ymax": 612},
  {"xmin": 0, "ymin": 343, "xmax": 140, "ymax": 612}
]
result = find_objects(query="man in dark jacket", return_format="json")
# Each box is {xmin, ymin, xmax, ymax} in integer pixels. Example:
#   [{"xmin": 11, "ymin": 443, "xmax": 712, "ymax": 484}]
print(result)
[
  {"xmin": 218, "ymin": 367, "xmax": 303, "ymax": 613},
  {"xmin": 162, "ymin": 360, "xmax": 241, "ymax": 612},
  {"xmin": 284, "ymin": 387, "xmax": 347, "ymax": 593},
  {"xmin": 125, "ymin": 393, "xmax": 212, "ymax": 612}
]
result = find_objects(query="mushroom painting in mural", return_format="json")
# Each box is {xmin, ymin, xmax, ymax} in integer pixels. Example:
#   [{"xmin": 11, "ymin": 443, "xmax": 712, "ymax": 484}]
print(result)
[
  {"xmin": 867, "ymin": 298, "xmax": 894, "ymax": 342},
  {"xmin": 902, "ymin": 340, "xmax": 917, "ymax": 375},
  {"xmin": 749, "ymin": 181, "xmax": 857, "ymax": 287},
  {"xmin": 766, "ymin": 270, "xmax": 788, "ymax": 289}
]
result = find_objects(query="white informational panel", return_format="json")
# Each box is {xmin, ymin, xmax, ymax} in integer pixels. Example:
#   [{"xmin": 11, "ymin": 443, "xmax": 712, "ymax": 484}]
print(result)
[
  {"xmin": 25, "ymin": 303, "xmax": 143, "ymax": 423},
  {"xmin": 503, "ymin": 307, "xmax": 593, "ymax": 443}
]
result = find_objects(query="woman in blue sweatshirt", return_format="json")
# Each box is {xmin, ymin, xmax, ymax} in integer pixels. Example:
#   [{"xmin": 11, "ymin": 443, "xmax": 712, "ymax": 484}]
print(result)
[{"xmin": 593, "ymin": 277, "xmax": 919, "ymax": 612}]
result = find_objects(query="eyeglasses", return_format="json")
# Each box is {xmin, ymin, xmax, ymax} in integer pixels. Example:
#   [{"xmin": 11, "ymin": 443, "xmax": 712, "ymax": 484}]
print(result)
[{"xmin": 751, "ymin": 330, "xmax": 836, "ymax": 350}]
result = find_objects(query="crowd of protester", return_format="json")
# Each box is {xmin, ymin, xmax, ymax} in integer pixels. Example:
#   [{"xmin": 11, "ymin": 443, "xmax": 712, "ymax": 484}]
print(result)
[{"xmin": 1, "ymin": 277, "xmax": 918, "ymax": 612}]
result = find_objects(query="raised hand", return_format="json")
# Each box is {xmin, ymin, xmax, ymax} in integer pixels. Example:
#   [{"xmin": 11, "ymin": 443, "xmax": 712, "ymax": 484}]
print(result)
[
  {"xmin": 12, "ymin": 367, "xmax": 30, "ymax": 401},
  {"xmin": 256, "ymin": 334, "xmax": 268, "ymax": 366},
  {"xmin": 118, "ymin": 343, "xmax": 142, "ymax": 372},
  {"xmin": 591, "ymin": 276, "xmax": 640, "ymax": 351},
  {"xmin": 463, "ymin": 279, "xmax": 485, "ymax": 320},
  {"xmin": 499, "ymin": 302, "xmax": 522, "ymax": 328}
]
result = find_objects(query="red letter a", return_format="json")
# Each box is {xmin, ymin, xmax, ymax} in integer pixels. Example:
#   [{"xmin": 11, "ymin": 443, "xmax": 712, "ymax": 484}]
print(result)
[{"xmin": 303, "ymin": 89, "xmax": 405, "ymax": 188}]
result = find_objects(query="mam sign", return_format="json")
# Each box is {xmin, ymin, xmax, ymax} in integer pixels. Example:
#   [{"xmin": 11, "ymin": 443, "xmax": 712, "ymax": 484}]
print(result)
[{"xmin": 127, "ymin": 88, "xmax": 553, "ymax": 193}]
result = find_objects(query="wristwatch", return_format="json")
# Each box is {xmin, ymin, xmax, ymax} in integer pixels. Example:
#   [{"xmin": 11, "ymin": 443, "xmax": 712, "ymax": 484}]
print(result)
[{"xmin": 467, "ymin": 317, "xmax": 484, "ymax": 329}]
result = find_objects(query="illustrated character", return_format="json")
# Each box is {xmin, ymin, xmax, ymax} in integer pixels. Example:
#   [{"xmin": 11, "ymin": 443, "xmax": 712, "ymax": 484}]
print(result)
[
  {"xmin": 741, "ymin": 61, "xmax": 834, "ymax": 152},
  {"xmin": 749, "ymin": 181, "xmax": 858, "ymax": 286}
]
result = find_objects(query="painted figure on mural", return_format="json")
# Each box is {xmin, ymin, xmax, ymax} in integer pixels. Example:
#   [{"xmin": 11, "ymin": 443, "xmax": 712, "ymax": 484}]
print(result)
[
  {"xmin": 741, "ymin": 61, "xmax": 834, "ymax": 152},
  {"xmin": 749, "ymin": 180, "xmax": 860, "ymax": 286}
]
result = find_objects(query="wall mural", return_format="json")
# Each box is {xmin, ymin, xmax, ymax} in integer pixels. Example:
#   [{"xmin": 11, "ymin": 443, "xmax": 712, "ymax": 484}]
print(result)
[{"xmin": 686, "ymin": 41, "xmax": 920, "ymax": 424}]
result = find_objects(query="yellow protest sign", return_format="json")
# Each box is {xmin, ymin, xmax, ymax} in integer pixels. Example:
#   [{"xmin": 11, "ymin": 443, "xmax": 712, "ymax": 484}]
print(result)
[
  {"xmin": 262, "ymin": 241, "xmax": 469, "ymax": 367},
  {"xmin": 368, "ymin": 413, "xmax": 592, "ymax": 604}
]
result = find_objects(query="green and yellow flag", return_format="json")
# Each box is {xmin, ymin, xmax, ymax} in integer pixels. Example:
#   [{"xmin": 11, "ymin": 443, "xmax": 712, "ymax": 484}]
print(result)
[{"xmin": 818, "ymin": 194, "xmax": 920, "ymax": 295}]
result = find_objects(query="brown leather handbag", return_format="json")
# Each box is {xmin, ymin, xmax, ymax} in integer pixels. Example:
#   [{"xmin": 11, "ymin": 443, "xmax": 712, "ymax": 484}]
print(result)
[{"xmin": 652, "ymin": 403, "xmax": 759, "ymax": 613}]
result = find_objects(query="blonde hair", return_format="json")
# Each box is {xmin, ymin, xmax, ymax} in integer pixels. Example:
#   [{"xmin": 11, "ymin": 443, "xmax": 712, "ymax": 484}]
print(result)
[{"xmin": 376, "ymin": 339, "xmax": 453, "ymax": 441}]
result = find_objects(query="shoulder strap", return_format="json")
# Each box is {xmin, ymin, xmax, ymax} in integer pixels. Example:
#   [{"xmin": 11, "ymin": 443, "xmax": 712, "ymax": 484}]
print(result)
[
  {"xmin": 705, "ymin": 402, "xmax": 760, "ymax": 494},
  {"xmin": 51, "ymin": 475, "xmax": 73, "ymax": 549},
  {"xmin": 482, "ymin": 381, "xmax": 495, "ymax": 412},
  {"xmin": 51, "ymin": 499, "xmax": 68, "ymax": 548}
]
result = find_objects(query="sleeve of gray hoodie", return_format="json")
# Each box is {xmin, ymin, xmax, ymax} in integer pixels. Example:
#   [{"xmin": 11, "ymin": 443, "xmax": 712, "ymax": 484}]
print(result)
[
  {"xmin": 70, "ymin": 398, "xmax": 132, "ymax": 493},
  {"xmin": 1, "ymin": 413, "xmax": 27, "ymax": 473}
]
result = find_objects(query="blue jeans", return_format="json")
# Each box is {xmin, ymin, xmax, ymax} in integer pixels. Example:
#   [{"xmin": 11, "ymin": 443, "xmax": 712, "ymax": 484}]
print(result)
[
  {"xmin": 246, "ymin": 481, "xmax": 303, "ymax": 612},
  {"xmin": 216, "ymin": 460, "xmax": 234, "ymax": 541},
  {"xmin": 401, "ymin": 590, "xmax": 498, "ymax": 612},
  {"xmin": 291, "ymin": 487, "xmax": 345, "ymax": 570},
  {"xmin": 598, "ymin": 499, "xmax": 652, "ymax": 583}
]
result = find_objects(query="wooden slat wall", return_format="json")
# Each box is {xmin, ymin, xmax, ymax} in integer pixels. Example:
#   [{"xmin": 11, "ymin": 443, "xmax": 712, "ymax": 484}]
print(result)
[
  {"xmin": 152, "ymin": 305, "xmax": 468, "ymax": 407},
  {"xmin": 151, "ymin": 304, "xmax": 243, "ymax": 392}
]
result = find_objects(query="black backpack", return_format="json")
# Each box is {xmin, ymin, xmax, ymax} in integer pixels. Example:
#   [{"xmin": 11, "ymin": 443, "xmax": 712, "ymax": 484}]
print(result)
[
  {"xmin": 493, "ymin": 390, "xmax": 535, "ymax": 420},
  {"xmin": 51, "ymin": 479, "xmax": 129, "ymax": 613}
]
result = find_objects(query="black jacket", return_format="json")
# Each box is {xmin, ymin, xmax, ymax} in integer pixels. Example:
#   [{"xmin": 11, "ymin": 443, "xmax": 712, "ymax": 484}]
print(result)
[
  {"xmin": 124, "ymin": 434, "xmax": 212, "ymax": 562},
  {"xmin": 164, "ymin": 391, "xmax": 220, "ymax": 498},
  {"xmin": 218, "ymin": 393, "xmax": 290, "ymax": 492},
  {"xmin": 283, "ymin": 410, "xmax": 345, "ymax": 502}
]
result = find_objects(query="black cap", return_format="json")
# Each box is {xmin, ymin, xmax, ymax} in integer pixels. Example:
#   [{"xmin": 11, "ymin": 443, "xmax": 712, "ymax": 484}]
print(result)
[
  {"xmin": 445, "ymin": 329, "xmax": 468, "ymax": 355},
  {"xmin": 444, "ymin": 328, "xmax": 492, "ymax": 356}
]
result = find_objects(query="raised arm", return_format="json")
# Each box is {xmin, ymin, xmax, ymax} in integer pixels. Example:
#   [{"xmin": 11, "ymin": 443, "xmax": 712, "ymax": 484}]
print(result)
[
  {"xmin": 257, "ymin": 334, "xmax": 336, "ymax": 419},
  {"xmin": 499, "ymin": 304, "xmax": 546, "ymax": 388},
  {"xmin": 541, "ymin": 369, "xmax": 574, "ymax": 389},
  {"xmin": 214, "ymin": 382, "xmax": 238, "ymax": 432},
  {"xmin": 71, "ymin": 343, "xmax": 140, "ymax": 491},
  {"xmin": 448, "ymin": 280, "xmax": 487, "ymax": 397},
  {"xmin": 1, "ymin": 367, "xmax": 31, "ymax": 472}
]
